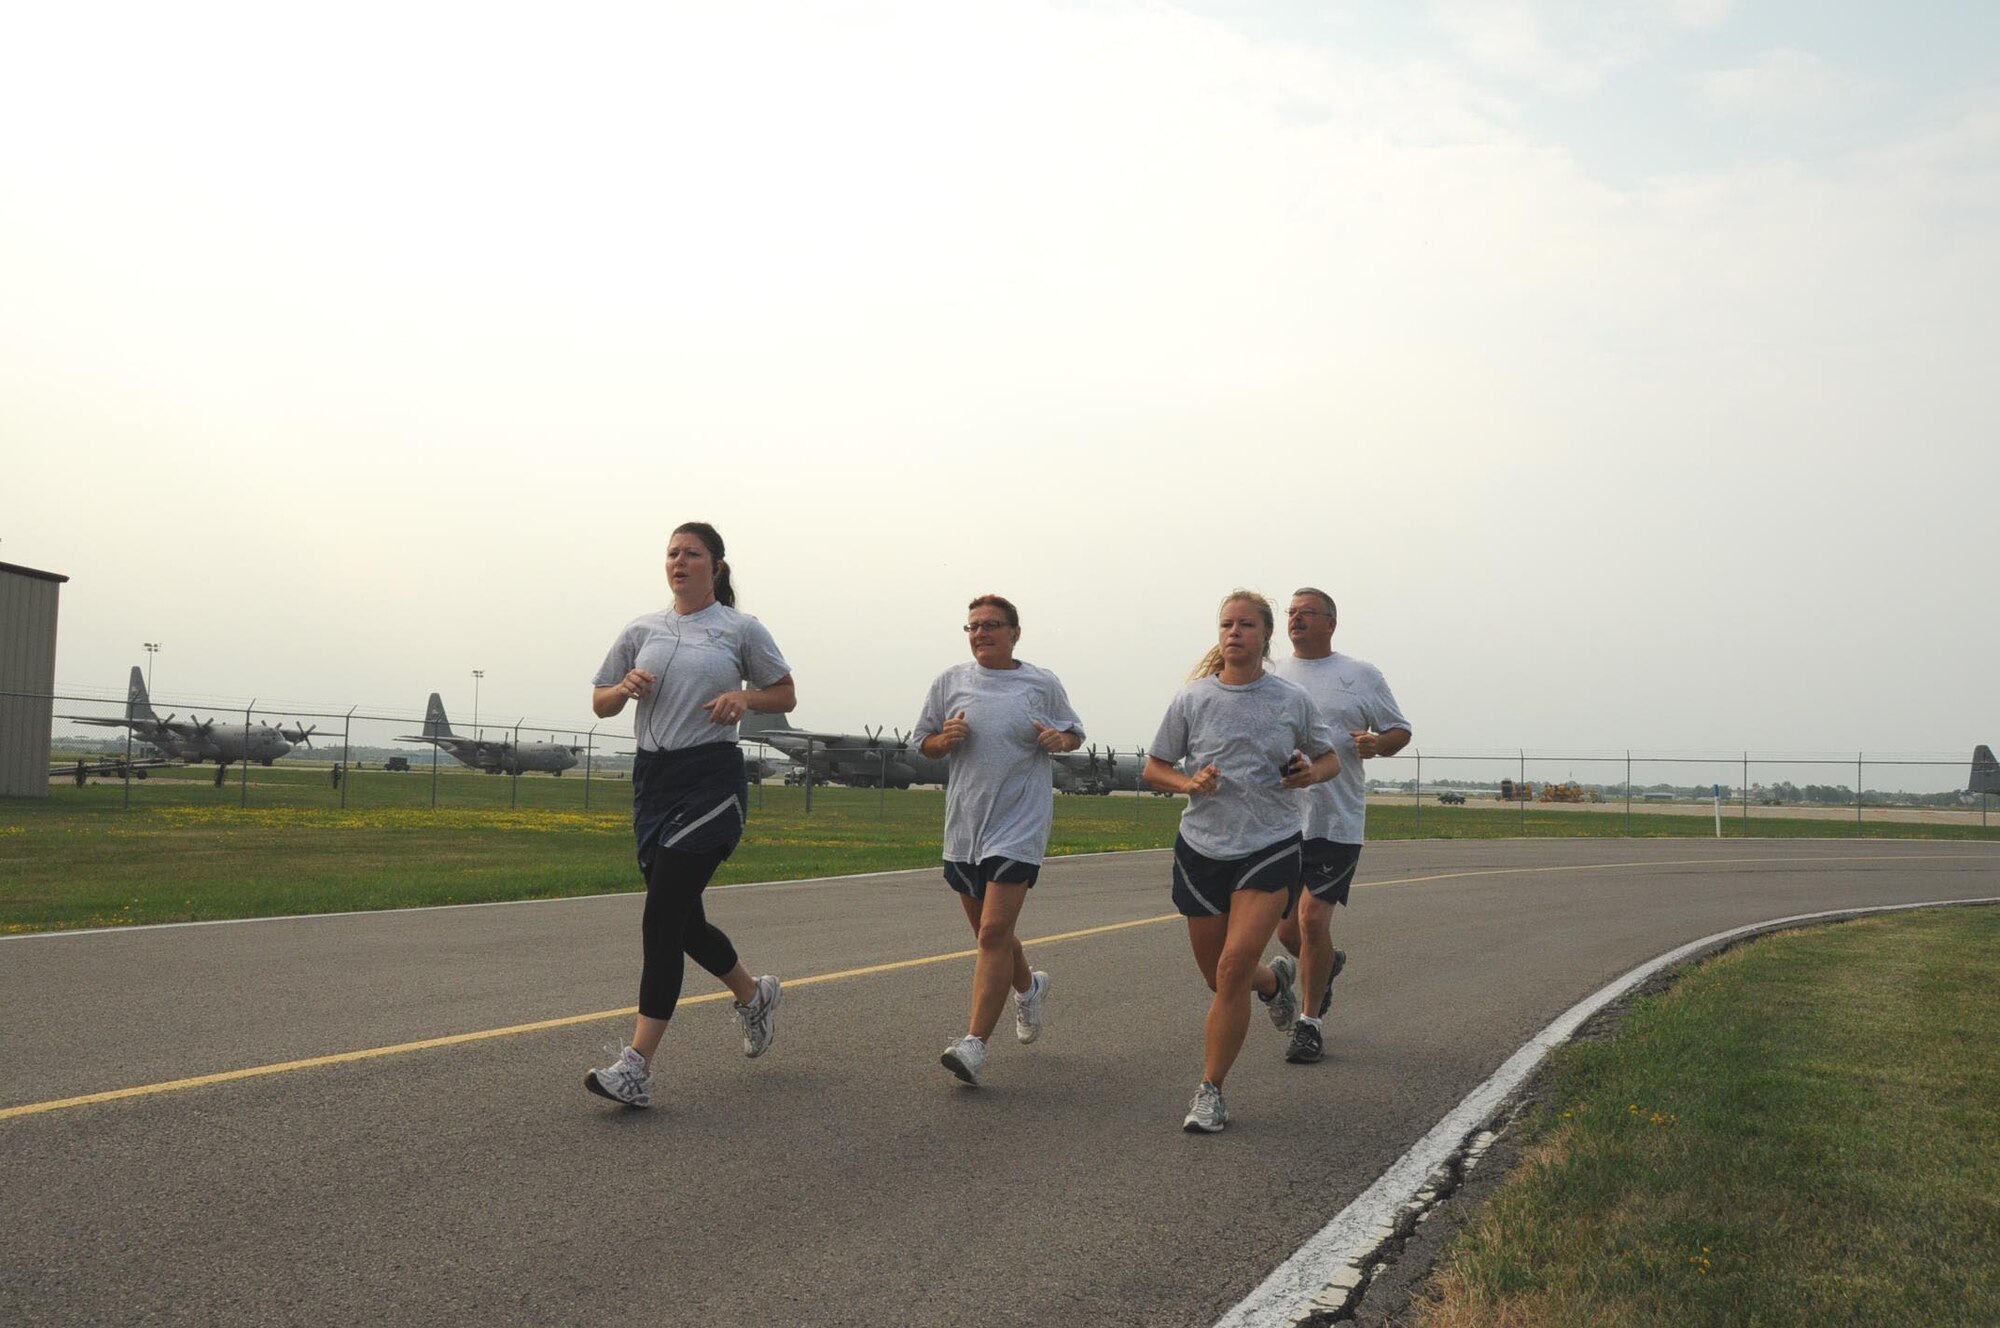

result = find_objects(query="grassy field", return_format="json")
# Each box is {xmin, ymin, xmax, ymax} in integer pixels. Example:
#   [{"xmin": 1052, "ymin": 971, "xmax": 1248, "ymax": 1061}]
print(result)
[
  {"xmin": 2, "ymin": 770, "xmax": 1993, "ymax": 933},
  {"xmin": 1414, "ymin": 906, "xmax": 2000, "ymax": 1327},
  {"xmin": 0, "ymin": 775, "xmax": 1184, "ymax": 932}
]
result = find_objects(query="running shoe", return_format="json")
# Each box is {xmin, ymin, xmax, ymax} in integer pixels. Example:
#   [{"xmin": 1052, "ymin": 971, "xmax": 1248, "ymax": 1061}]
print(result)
[
  {"xmin": 1183, "ymin": 1080, "xmax": 1228, "ymax": 1133},
  {"xmin": 734, "ymin": 974, "xmax": 782, "ymax": 1058},
  {"xmin": 940, "ymin": 1034, "xmax": 987, "ymax": 1086},
  {"xmin": 1015, "ymin": 970, "xmax": 1051, "ymax": 1044},
  {"xmin": 1318, "ymin": 948, "xmax": 1348, "ymax": 1020},
  {"xmin": 1262, "ymin": 955, "xmax": 1300, "ymax": 1032},
  {"xmin": 1285, "ymin": 1019, "xmax": 1324, "ymax": 1064},
  {"xmin": 584, "ymin": 1045, "xmax": 652, "ymax": 1107}
]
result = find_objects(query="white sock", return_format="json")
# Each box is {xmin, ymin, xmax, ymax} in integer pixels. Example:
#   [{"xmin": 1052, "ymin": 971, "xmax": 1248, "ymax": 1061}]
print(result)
[{"xmin": 1298, "ymin": 1016, "xmax": 1322, "ymax": 1030}]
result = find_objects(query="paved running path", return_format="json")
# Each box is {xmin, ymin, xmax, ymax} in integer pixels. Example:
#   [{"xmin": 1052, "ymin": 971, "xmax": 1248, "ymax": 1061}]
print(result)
[{"xmin": 4, "ymin": 839, "xmax": 1995, "ymax": 1326}]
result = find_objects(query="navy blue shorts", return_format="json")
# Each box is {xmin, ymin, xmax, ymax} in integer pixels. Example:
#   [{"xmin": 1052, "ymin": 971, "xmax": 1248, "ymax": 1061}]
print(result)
[
  {"xmin": 1301, "ymin": 839, "xmax": 1363, "ymax": 905},
  {"xmin": 944, "ymin": 856, "xmax": 1041, "ymax": 901},
  {"xmin": 1171, "ymin": 833, "xmax": 1303, "ymax": 919}
]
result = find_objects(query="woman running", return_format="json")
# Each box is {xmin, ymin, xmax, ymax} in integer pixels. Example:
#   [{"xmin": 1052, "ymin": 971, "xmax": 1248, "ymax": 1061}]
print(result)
[
  {"xmin": 1143, "ymin": 590, "xmax": 1339, "ymax": 1133},
  {"xmin": 913, "ymin": 594, "xmax": 1084, "ymax": 1087},
  {"xmin": 584, "ymin": 522, "xmax": 797, "ymax": 1108}
]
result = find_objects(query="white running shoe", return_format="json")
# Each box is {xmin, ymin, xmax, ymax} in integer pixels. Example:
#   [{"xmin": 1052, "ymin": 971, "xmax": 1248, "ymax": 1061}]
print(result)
[
  {"xmin": 584, "ymin": 1045, "xmax": 652, "ymax": 1107},
  {"xmin": 940, "ymin": 1034, "xmax": 987, "ymax": 1086},
  {"xmin": 1263, "ymin": 955, "xmax": 1300, "ymax": 1032},
  {"xmin": 734, "ymin": 975, "xmax": 781, "ymax": 1058},
  {"xmin": 1015, "ymin": 970, "xmax": 1050, "ymax": 1044},
  {"xmin": 1183, "ymin": 1080, "xmax": 1228, "ymax": 1133},
  {"xmin": 1318, "ymin": 947, "xmax": 1348, "ymax": 1020}
]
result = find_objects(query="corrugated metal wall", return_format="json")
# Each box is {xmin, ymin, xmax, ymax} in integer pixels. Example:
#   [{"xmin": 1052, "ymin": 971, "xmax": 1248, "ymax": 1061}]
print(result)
[{"xmin": 1, "ymin": 568, "xmax": 63, "ymax": 798}]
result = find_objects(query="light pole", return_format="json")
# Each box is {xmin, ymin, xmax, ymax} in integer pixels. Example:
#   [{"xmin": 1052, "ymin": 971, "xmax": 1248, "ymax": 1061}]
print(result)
[
  {"xmin": 143, "ymin": 642, "xmax": 160, "ymax": 693},
  {"xmin": 472, "ymin": 669, "xmax": 484, "ymax": 740}
]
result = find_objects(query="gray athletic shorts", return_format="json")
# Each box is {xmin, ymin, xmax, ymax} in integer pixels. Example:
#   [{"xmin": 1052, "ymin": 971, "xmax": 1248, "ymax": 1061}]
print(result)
[
  {"xmin": 1171, "ymin": 832, "xmax": 1303, "ymax": 919},
  {"xmin": 1301, "ymin": 839, "xmax": 1362, "ymax": 905},
  {"xmin": 944, "ymin": 856, "xmax": 1040, "ymax": 901}
]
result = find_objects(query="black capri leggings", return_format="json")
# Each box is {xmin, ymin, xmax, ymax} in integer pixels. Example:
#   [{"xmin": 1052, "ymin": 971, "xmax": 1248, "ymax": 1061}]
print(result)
[{"xmin": 638, "ymin": 846, "xmax": 740, "ymax": 1020}]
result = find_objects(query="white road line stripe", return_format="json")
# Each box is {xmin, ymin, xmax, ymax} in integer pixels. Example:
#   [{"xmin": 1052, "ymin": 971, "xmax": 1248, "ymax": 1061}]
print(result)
[
  {"xmin": 0, "ymin": 847, "xmax": 1175, "ymax": 941},
  {"xmin": 1212, "ymin": 893, "xmax": 2000, "ymax": 1328},
  {"xmin": 9, "ymin": 845, "xmax": 1984, "ymax": 943}
]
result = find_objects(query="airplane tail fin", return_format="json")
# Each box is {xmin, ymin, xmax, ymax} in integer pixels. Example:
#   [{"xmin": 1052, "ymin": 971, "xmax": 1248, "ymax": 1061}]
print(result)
[
  {"xmin": 1972, "ymin": 744, "xmax": 2000, "ymax": 795},
  {"xmin": 739, "ymin": 712, "xmax": 796, "ymax": 738},
  {"xmin": 423, "ymin": 693, "xmax": 454, "ymax": 739},
  {"xmin": 126, "ymin": 666, "xmax": 159, "ymax": 724}
]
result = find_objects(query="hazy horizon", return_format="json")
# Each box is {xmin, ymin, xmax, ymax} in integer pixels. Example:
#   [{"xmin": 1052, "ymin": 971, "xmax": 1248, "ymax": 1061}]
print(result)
[{"xmin": 7, "ymin": 2, "xmax": 1995, "ymax": 778}]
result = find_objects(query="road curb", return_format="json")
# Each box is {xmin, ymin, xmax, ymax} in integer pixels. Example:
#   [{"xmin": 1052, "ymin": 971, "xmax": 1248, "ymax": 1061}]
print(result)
[{"xmin": 1212, "ymin": 894, "xmax": 2000, "ymax": 1328}]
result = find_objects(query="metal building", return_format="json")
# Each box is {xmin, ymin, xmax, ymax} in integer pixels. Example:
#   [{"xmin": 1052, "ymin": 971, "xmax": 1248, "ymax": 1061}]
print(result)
[{"xmin": 1, "ymin": 560, "xmax": 68, "ymax": 798}]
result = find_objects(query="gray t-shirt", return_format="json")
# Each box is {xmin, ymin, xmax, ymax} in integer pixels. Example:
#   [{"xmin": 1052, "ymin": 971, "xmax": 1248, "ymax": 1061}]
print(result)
[
  {"xmin": 1149, "ymin": 672, "xmax": 1334, "ymax": 860},
  {"xmin": 911, "ymin": 660, "xmax": 1084, "ymax": 866},
  {"xmin": 1272, "ymin": 652, "xmax": 1411, "ymax": 844},
  {"xmin": 594, "ymin": 604, "xmax": 792, "ymax": 753}
]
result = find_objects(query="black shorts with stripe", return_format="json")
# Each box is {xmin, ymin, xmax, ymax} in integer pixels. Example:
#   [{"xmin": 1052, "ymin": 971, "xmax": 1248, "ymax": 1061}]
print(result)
[
  {"xmin": 1171, "ymin": 832, "xmax": 1303, "ymax": 920},
  {"xmin": 1302, "ymin": 839, "xmax": 1363, "ymax": 905},
  {"xmin": 943, "ymin": 856, "xmax": 1041, "ymax": 901}
]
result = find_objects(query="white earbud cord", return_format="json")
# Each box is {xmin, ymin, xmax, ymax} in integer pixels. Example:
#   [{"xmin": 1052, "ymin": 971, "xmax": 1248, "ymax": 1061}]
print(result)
[{"xmin": 639, "ymin": 614, "xmax": 685, "ymax": 752}]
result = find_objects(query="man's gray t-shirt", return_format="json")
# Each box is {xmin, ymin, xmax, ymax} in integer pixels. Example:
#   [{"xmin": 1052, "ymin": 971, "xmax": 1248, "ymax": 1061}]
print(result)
[
  {"xmin": 911, "ymin": 660, "xmax": 1084, "ymax": 867},
  {"xmin": 1271, "ymin": 652, "xmax": 1411, "ymax": 844},
  {"xmin": 1149, "ymin": 672, "xmax": 1334, "ymax": 860},
  {"xmin": 594, "ymin": 604, "xmax": 792, "ymax": 752}
]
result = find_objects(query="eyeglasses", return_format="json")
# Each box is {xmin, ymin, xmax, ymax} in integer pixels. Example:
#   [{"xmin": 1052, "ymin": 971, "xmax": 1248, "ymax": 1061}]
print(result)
[
  {"xmin": 1287, "ymin": 609, "xmax": 1331, "ymax": 620},
  {"xmin": 964, "ymin": 621, "xmax": 1013, "ymax": 634}
]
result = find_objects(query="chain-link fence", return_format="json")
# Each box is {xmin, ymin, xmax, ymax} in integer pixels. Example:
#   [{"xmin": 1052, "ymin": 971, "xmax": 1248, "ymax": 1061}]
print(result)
[
  {"xmin": 16, "ymin": 688, "xmax": 628, "ymax": 813},
  {"xmin": 1370, "ymin": 749, "xmax": 1993, "ymax": 836},
  {"xmin": 7, "ymin": 689, "xmax": 1994, "ymax": 834}
]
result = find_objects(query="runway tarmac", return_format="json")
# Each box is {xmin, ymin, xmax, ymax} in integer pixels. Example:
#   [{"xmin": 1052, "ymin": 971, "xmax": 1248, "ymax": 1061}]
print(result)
[{"xmin": 4, "ymin": 839, "xmax": 1995, "ymax": 1326}]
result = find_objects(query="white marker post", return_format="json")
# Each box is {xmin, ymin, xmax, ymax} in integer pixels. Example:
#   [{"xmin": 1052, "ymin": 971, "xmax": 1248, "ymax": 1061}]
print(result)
[{"xmin": 1712, "ymin": 783, "xmax": 1723, "ymax": 838}]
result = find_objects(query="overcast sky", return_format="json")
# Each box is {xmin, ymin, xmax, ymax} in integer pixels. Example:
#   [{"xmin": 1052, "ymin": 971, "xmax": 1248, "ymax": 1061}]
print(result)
[{"xmin": 5, "ymin": 1, "xmax": 1995, "ymax": 782}]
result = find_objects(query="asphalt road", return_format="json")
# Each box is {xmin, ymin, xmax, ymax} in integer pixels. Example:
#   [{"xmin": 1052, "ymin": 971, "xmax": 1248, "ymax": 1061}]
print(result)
[{"xmin": 4, "ymin": 839, "xmax": 1995, "ymax": 1327}]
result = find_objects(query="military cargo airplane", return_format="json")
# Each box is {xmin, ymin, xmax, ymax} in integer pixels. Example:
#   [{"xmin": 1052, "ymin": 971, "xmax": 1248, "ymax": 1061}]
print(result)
[
  {"xmin": 741, "ymin": 715, "xmax": 1149, "ymax": 794},
  {"xmin": 741, "ymin": 713, "xmax": 948, "ymax": 788},
  {"xmin": 398, "ymin": 693, "xmax": 582, "ymax": 775},
  {"xmin": 1971, "ymin": 745, "xmax": 1999, "ymax": 796},
  {"xmin": 70, "ymin": 667, "xmax": 321, "ymax": 781},
  {"xmin": 1050, "ymin": 744, "xmax": 1149, "ymax": 795}
]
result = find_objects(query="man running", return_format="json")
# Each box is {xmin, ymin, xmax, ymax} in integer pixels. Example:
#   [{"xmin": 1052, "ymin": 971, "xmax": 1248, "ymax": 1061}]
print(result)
[{"xmin": 1270, "ymin": 587, "xmax": 1411, "ymax": 1064}]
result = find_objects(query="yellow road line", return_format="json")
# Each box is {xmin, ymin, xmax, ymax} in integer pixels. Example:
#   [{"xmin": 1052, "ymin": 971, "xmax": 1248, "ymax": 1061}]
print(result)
[
  {"xmin": 0, "ymin": 913, "xmax": 1178, "ymax": 1123},
  {"xmin": 6, "ymin": 850, "xmax": 1988, "ymax": 1122}
]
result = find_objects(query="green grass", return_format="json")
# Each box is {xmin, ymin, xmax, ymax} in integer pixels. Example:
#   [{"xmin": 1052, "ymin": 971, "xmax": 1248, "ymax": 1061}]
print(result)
[
  {"xmin": 1, "ymin": 771, "xmax": 1991, "ymax": 933},
  {"xmin": 1415, "ymin": 907, "xmax": 2000, "ymax": 1328},
  {"xmin": 0, "ymin": 776, "xmax": 1184, "ymax": 932}
]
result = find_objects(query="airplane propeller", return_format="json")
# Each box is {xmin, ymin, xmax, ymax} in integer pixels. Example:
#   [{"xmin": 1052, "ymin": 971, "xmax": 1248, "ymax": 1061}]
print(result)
[{"xmin": 281, "ymin": 724, "xmax": 319, "ymax": 748}]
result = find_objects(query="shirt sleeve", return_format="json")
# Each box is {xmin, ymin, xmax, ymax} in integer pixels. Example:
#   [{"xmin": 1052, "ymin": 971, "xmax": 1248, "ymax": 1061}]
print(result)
[
  {"xmin": 1041, "ymin": 670, "xmax": 1085, "ymax": 740},
  {"xmin": 738, "ymin": 616, "xmax": 793, "ymax": 689},
  {"xmin": 910, "ymin": 673, "xmax": 948, "ymax": 745},
  {"xmin": 592, "ymin": 625, "xmax": 637, "ymax": 688},
  {"xmin": 1149, "ymin": 690, "xmax": 1191, "ymax": 765},
  {"xmin": 1297, "ymin": 691, "xmax": 1337, "ymax": 758},
  {"xmin": 1363, "ymin": 665, "xmax": 1412, "ymax": 736}
]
